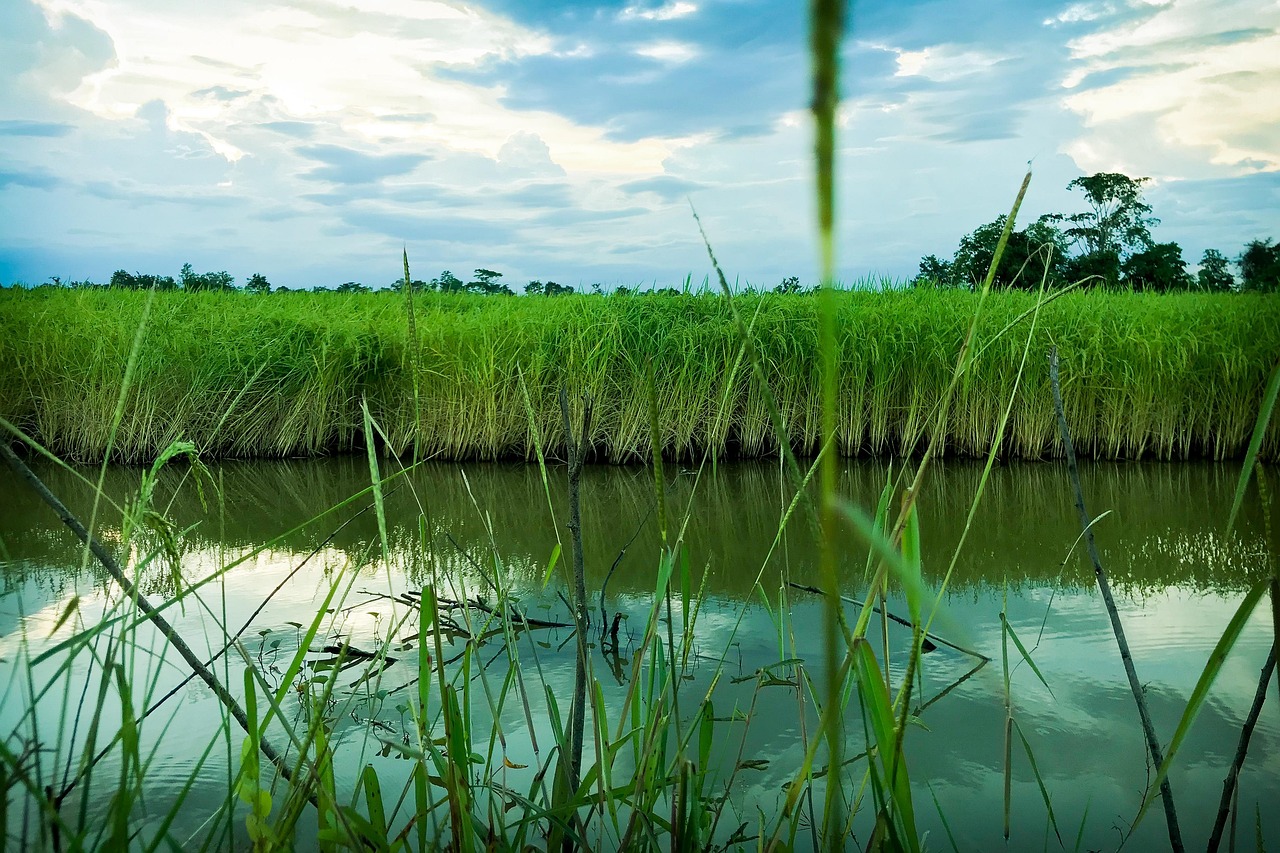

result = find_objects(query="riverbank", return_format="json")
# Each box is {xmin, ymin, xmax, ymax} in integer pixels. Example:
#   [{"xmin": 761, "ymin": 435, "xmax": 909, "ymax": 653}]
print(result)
[{"xmin": 2, "ymin": 287, "xmax": 1276, "ymax": 462}]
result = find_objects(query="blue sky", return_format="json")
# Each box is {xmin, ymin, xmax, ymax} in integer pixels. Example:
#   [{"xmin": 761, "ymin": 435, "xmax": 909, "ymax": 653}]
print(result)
[{"xmin": 1, "ymin": 0, "xmax": 1276, "ymax": 290}]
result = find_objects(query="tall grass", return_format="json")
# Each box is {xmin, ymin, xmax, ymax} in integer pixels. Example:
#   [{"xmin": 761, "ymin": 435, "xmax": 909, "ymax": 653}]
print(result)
[{"xmin": 1, "ymin": 286, "xmax": 1276, "ymax": 463}]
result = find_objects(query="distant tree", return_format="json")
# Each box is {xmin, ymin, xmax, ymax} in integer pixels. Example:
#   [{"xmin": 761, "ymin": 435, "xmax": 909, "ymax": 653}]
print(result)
[
  {"xmin": 950, "ymin": 215, "xmax": 1069, "ymax": 290},
  {"xmin": 111, "ymin": 270, "xmax": 177, "ymax": 290},
  {"xmin": 434, "ymin": 270, "xmax": 465, "ymax": 292},
  {"xmin": 467, "ymin": 268, "xmax": 512, "ymax": 295},
  {"xmin": 591, "ymin": 282, "xmax": 605, "ymax": 295},
  {"xmin": 1062, "ymin": 249, "xmax": 1121, "ymax": 287},
  {"xmin": 1239, "ymin": 239, "xmax": 1280, "ymax": 293},
  {"xmin": 245, "ymin": 273, "xmax": 271, "ymax": 294},
  {"xmin": 1045, "ymin": 173, "xmax": 1159, "ymax": 259},
  {"xmin": 274, "ymin": 285, "xmax": 292, "ymax": 293},
  {"xmin": 912, "ymin": 255, "xmax": 953, "ymax": 288},
  {"xmin": 335, "ymin": 281, "xmax": 370, "ymax": 293},
  {"xmin": 398, "ymin": 278, "xmax": 431, "ymax": 292},
  {"xmin": 614, "ymin": 285, "xmax": 633, "ymax": 296},
  {"xmin": 524, "ymin": 280, "xmax": 573, "ymax": 296},
  {"xmin": 774, "ymin": 275, "xmax": 803, "ymax": 294},
  {"xmin": 1121, "ymin": 242, "xmax": 1193, "ymax": 291},
  {"xmin": 1196, "ymin": 249, "xmax": 1235, "ymax": 292},
  {"xmin": 180, "ymin": 263, "xmax": 235, "ymax": 292}
]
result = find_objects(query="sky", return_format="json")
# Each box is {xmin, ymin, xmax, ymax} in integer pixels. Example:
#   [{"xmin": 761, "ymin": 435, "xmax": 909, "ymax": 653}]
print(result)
[{"xmin": 1, "ymin": 0, "xmax": 1277, "ymax": 290}]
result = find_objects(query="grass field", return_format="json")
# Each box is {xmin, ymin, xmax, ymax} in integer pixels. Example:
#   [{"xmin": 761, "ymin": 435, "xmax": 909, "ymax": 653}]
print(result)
[{"xmin": 1, "ymin": 285, "xmax": 1277, "ymax": 463}]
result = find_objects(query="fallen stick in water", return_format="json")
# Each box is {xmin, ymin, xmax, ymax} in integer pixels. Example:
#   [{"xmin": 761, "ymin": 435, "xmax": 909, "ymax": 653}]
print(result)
[{"xmin": 786, "ymin": 581, "xmax": 989, "ymax": 662}]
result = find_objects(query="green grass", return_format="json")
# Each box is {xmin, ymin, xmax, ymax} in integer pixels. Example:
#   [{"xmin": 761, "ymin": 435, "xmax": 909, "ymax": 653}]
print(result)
[{"xmin": 1, "ymin": 286, "xmax": 1276, "ymax": 463}]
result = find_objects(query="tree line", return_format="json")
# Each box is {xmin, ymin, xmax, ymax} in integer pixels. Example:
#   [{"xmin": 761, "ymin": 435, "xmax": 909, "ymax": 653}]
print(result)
[
  {"xmin": 11, "ymin": 173, "xmax": 1277, "ymax": 296},
  {"xmin": 913, "ymin": 173, "xmax": 1278, "ymax": 293}
]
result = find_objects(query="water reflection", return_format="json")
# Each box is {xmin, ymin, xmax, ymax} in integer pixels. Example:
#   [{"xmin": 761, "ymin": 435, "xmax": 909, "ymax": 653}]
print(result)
[
  {"xmin": 1, "ymin": 457, "xmax": 1272, "ymax": 595},
  {"xmin": 0, "ymin": 457, "xmax": 1276, "ymax": 850}
]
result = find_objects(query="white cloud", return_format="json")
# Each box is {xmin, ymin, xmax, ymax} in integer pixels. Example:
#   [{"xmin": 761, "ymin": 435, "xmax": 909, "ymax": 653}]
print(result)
[
  {"xmin": 620, "ymin": 2, "xmax": 699, "ymax": 22},
  {"xmin": 892, "ymin": 45, "xmax": 1007, "ymax": 83},
  {"xmin": 634, "ymin": 40, "xmax": 701, "ymax": 64},
  {"xmin": 1060, "ymin": 0, "xmax": 1280, "ymax": 175}
]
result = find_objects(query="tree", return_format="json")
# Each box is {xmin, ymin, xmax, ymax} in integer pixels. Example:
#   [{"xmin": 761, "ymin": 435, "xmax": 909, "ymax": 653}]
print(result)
[
  {"xmin": 180, "ymin": 263, "xmax": 235, "ymax": 292},
  {"xmin": 950, "ymin": 215, "xmax": 1069, "ymax": 290},
  {"xmin": 1046, "ymin": 173, "xmax": 1159, "ymax": 259},
  {"xmin": 467, "ymin": 268, "xmax": 513, "ymax": 295},
  {"xmin": 111, "ymin": 270, "xmax": 177, "ymax": 290},
  {"xmin": 434, "ymin": 270, "xmax": 465, "ymax": 292},
  {"xmin": 335, "ymin": 281, "xmax": 370, "ymax": 293},
  {"xmin": 1062, "ymin": 249, "xmax": 1121, "ymax": 287},
  {"xmin": 1238, "ymin": 239, "xmax": 1280, "ymax": 293},
  {"xmin": 525, "ymin": 280, "xmax": 574, "ymax": 296},
  {"xmin": 1121, "ymin": 242, "xmax": 1193, "ymax": 292},
  {"xmin": 774, "ymin": 275, "xmax": 803, "ymax": 294},
  {"xmin": 245, "ymin": 273, "xmax": 271, "ymax": 294},
  {"xmin": 912, "ymin": 256, "xmax": 953, "ymax": 288},
  {"xmin": 1196, "ymin": 249, "xmax": 1235, "ymax": 292}
]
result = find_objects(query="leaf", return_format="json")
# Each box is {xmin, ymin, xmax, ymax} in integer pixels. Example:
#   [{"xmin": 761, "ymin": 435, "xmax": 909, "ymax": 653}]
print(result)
[
  {"xmin": 1132, "ymin": 576, "xmax": 1269, "ymax": 831},
  {"xmin": 543, "ymin": 542, "xmax": 561, "ymax": 589},
  {"xmin": 1227, "ymin": 358, "xmax": 1280, "ymax": 534},
  {"xmin": 503, "ymin": 756, "xmax": 528, "ymax": 770},
  {"xmin": 1000, "ymin": 613, "xmax": 1054, "ymax": 697}
]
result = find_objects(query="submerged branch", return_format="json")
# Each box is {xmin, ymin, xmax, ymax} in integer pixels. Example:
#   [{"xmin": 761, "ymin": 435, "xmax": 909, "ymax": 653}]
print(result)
[
  {"xmin": 0, "ymin": 443, "xmax": 298, "ymax": 800},
  {"xmin": 1048, "ymin": 347, "xmax": 1184, "ymax": 853},
  {"xmin": 787, "ymin": 582, "xmax": 989, "ymax": 662},
  {"xmin": 1207, "ymin": 643, "xmax": 1275, "ymax": 853}
]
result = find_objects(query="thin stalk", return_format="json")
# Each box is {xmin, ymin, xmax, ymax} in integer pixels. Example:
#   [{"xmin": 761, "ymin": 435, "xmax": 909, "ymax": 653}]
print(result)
[
  {"xmin": 0, "ymin": 442, "xmax": 296, "ymax": 787},
  {"xmin": 1048, "ymin": 346, "xmax": 1184, "ymax": 852},
  {"xmin": 557, "ymin": 386, "xmax": 591, "ymax": 804},
  {"xmin": 1207, "ymin": 644, "xmax": 1275, "ymax": 853}
]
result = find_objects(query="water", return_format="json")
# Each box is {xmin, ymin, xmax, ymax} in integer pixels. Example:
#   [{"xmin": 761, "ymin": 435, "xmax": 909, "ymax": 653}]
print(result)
[{"xmin": 1, "ymin": 457, "xmax": 1276, "ymax": 850}]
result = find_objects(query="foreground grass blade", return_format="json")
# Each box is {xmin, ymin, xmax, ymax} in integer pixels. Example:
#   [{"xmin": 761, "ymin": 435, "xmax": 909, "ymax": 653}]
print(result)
[
  {"xmin": 1227, "ymin": 357, "xmax": 1280, "ymax": 534},
  {"xmin": 1132, "ymin": 576, "xmax": 1269, "ymax": 831}
]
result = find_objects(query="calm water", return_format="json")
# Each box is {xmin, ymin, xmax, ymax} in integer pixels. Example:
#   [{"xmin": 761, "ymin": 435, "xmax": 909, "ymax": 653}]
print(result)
[{"xmin": 1, "ymin": 457, "xmax": 1276, "ymax": 850}]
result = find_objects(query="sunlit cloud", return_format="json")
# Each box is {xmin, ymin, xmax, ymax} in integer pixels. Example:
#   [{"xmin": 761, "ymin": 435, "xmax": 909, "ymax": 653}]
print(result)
[{"xmin": 1060, "ymin": 0, "xmax": 1280, "ymax": 175}]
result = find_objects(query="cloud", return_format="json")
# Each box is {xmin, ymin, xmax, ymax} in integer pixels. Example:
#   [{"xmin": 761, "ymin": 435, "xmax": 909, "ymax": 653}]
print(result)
[
  {"xmin": 1060, "ymin": 0, "xmax": 1280, "ymax": 174},
  {"xmin": 496, "ymin": 131, "xmax": 565, "ymax": 176},
  {"xmin": 192, "ymin": 86, "xmax": 253, "ymax": 101},
  {"xmin": 297, "ymin": 144, "xmax": 431, "ymax": 184},
  {"xmin": 0, "ymin": 119, "xmax": 73, "ymax": 137},
  {"xmin": 619, "ymin": 175, "xmax": 704, "ymax": 202},
  {"xmin": 257, "ymin": 120, "xmax": 317, "ymax": 138},
  {"xmin": 0, "ymin": 166, "xmax": 63, "ymax": 189},
  {"xmin": 620, "ymin": 2, "xmax": 699, "ymax": 22}
]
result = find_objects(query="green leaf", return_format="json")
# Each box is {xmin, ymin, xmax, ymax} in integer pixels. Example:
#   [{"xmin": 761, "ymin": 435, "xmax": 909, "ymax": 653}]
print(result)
[
  {"xmin": 1132, "ymin": 576, "xmax": 1269, "ymax": 831},
  {"xmin": 1000, "ymin": 613, "xmax": 1054, "ymax": 697},
  {"xmin": 543, "ymin": 542, "xmax": 561, "ymax": 589},
  {"xmin": 1227, "ymin": 357, "xmax": 1280, "ymax": 534}
]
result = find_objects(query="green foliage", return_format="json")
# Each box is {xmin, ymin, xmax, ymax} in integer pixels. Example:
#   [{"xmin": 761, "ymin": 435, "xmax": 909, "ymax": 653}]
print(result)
[
  {"xmin": 1062, "ymin": 248, "xmax": 1121, "ymax": 287},
  {"xmin": 336, "ymin": 281, "xmax": 370, "ymax": 293},
  {"xmin": 180, "ymin": 262, "xmax": 236, "ymax": 292},
  {"xmin": 912, "ymin": 255, "xmax": 953, "ymax": 288},
  {"xmin": 1122, "ymin": 242, "xmax": 1193, "ymax": 292},
  {"xmin": 773, "ymin": 275, "xmax": 803, "ymax": 294},
  {"xmin": 434, "ymin": 270, "xmax": 465, "ymax": 292},
  {"xmin": 1, "ymin": 287, "xmax": 1277, "ymax": 463},
  {"xmin": 245, "ymin": 273, "xmax": 271, "ymax": 294},
  {"xmin": 1239, "ymin": 238, "xmax": 1280, "ymax": 293},
  {"xmin": 524, "ymin": 279, "xmax": 574, "ymax": 296},
  {"xmin": 467, "ymin": 268, "xmax": 513, "ymax": 295},
  {"xmin": 1046, "ymin": 172, "xmax": 1159, "ymax": 258},
  {"xmin": 949, "ymin": 215, "xmax": 1069, "ymax": 290},
  {"xmin": 1197, "ymin": 249, "xmax": 1235, "ymax": 292},
  {"xmin": 110, "ymin": 270, "xmax": 178, "ymax": 290}
]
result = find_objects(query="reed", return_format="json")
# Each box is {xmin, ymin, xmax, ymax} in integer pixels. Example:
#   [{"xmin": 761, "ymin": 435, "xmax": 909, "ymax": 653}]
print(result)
[{"xmin": 1, "ymin": 286, "xmax": 1276, "ymax": 464}]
